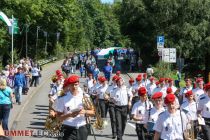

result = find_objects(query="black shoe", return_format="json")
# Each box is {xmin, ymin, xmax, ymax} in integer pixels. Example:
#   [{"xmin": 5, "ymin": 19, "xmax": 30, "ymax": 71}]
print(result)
[
  {"xmin": 18, "ymin": 102, "xmax": 21, "ymax": 105},
  {"xmin": 112, "ymin": 136, "xmax": 116, "ymax": 139}
]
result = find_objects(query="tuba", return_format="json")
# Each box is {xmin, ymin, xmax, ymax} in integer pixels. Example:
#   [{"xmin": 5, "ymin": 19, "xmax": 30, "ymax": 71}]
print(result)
[
  {"xmin": 45, "ymin": 90, "xmax": 65, "ymax": 132},
  {"xmin": 45, "ymin": 115, "xmax": 62, "ymax": 132},
  {"xmin": 82, "ymin": 95, "xmax": 107, "ymax": 130},
  {"xmin": 185, "ymin": 120, "xmax": 194, "ymax": 140}
]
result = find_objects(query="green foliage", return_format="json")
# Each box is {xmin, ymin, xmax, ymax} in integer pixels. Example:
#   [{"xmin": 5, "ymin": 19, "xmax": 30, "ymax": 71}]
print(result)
[
  {"xmin": 116, "ymin": 0, "xmax": 210, "ymax": 69},
  {"xmin": 0, "ymin": 0, "xmax": 123, "ymax": 63},
  {"xmin": 153, "ymin": 61, "xmax": 173, "ymax": 78}
]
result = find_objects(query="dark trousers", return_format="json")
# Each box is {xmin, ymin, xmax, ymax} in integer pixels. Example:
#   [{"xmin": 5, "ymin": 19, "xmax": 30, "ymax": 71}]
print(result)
[
  {"xmin": 99, "ymin": 99, "xmax": 108, "ymax": 118},
  {"xmin": 0, "ymin": 104, "xmax": 11, "ymax": 130},
  {"xmin": 202, "ymin": 118, "xmax": 210, "ymax": 140},
  {"xmin": 115, "ymin": 105, "xmax": 128, "ymax": 140},
  {"xmin": 30, "ymin": 76, "xmax": 39, "ymax": 87},
  {"xmin": 61, "ymin": 125, "xmax": 88, "ymax": 140},
  {"xmin": 136, "ymin": 123, "xmax": 146, "ymax": 140},
  {"xmin": 109, "ymin": 104, "xmax": 116, "ymax": 137}
]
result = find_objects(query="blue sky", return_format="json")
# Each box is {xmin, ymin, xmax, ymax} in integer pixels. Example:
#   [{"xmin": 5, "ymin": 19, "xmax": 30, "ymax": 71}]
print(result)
[{"xmin": 101, "ymin": 0, "xmax": 114, "ymax": 4}]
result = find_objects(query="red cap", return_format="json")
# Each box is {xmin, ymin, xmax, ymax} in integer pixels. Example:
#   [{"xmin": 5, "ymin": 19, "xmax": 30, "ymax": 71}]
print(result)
[
  {"xmin": 137, "ymin": 74, "xmax": 142, "ymax": 78},
  {"xmin": 56, "ymin": 70, "xmax": 62, "ymax": 75},
  {"xmin": 143, "ymin": 73, "xmax": 147, "ymax": 77},
  {"xmin": 168, "ymin": 78, "xmax": 173, "ymax": 83},
  {"xmin": 129, "ymin": 78, "xmax": 135, "ymax": 83},
  {"xmin": 100, "ymin": 77, "xmax": 107, "ymax": 82},
  {"xmin": 159, "ymin": 78, "xmax": 165, "ymax": 83},
  {"xmin": 166, "ymin": 87, "xmax": 173, "ymax": 94},
  {"xmin": 136, "ymin": 76, "xmax": 142, "ymax": 81},
  {"xmin": 164, "ymin": 94, "xmax": 175, "ymax": 104},
  {"xmin": 67, "ymin": 75, "xmax": 79, "ymax": 84},
  {"xmin": 149, "ymin": 77, "xmax": 154, "ymax": 81},
  {"xmin": 138, "ymin": 87, "xmax": 147, "ymax": 96},
  {"xmin": 185, "ymin": 90, "xmax": 193, "ymax": 97},
  {"xmin": 155, "ymin": 81, "xmax": 160, "ymax": 85},
  {"xmin": 112, "ymin": 75, "xmax": 119, "ymax": 81},
  {"xmin": 204, "ymin": 82, "xmax": 210, "ymax": 91},
  {"xmin": 116, "ymin": 71, "xmax": 121, "ymax": 75},
  {"xmin": 165, "ymin": 78, "xmax": 169, "ymax": 81},
  {"xmin": 196, "ymin": 78, "xmax": 203, "ymax": 83},
  {"xmin": 98, "ymin": 76, "xmax": 103, "ymax": 81},
  {"xmin": 152, "ymin": 92, "xmax": 163, "ymax": 100},
  {"xmin": 116, "ymin": 76, "xmax": 122, "ymax": 82}
]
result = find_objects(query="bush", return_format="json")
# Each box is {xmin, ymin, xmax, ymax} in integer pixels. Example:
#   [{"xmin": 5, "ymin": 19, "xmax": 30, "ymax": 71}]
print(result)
[{"xmin": 153, "ymin": 61, "xmax": 173, "ymax": 78}]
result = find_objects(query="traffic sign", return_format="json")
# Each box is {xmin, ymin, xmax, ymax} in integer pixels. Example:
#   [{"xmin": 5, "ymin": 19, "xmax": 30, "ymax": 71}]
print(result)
[
  {"xmin": 157, "ymin": 36, "xmax": 164, "ymax": 43},
  {"xmin": 157, "ymin": 36, "xmax": 164, "ymax": 49},
  {"xmin": 162, "ymin": 48, "xmax": 176, "ymax": 63}
]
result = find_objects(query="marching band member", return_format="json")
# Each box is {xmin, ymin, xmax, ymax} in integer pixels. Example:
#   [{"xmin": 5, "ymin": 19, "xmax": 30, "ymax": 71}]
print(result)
[
  {"xmin": 105, "ymin": 75, "xmax": 119, "ymax": 139},
  {"xmin": 132, "ymin": 76, "xmax": 143, "ymax": 106},
  {"xmin": 146, "ymin": 77, "xmax": 156, "ymax": 97},
  {"xmin": 144, "ymin": 92, "xmax": 165, "ymax": 139},
  {"xmin": 152, "ymin": 78, "xmax": 167, "ymax": 97},
  {"xmin": 85, "ymin": 73, "xmax": 94, "ymax": 94},
  {"xmin": 168, "ymin": 78, "xmax": 177, "ymax": 94},
  {"xmin": 192, "ymin": 78, "xmax": 205, "ymax": 102},
  {"xmin": 154, "ymin": 94, "xmax": 188, "ymax": 140},
  {"xmin": 166, "ymin": 87, "xmax": 180, "ymax": 108},
  {"xmin": 179, "ymin": 77, "xmax": 193, "ymax": 104},
  {"xmin": 180, "ymin": 90, "xmax": 198, "ymax": 138},
  {"xmin": 141, "ymin": 73, "xmax": 150, "ymax": 87},
  {"xmin": 197, "ymin": 82, "xmax": 210, "ymax": 140},
  {"xmin": 96, "ymin": 76, "xmax": 109, "ymax": 118},
  {"xmin": 127, "ymin": 78, "xmax": 135, "ymax": 119},
  {"xmin": 114, "ymin": 77, "xmax": 130, "ymax": 140},
  {"xmin": 55, "ymin": 75, "xmax": 95, "ymax": 140},
  {"xmin": 131, "ymin": 87, "xmax": 153, "ymax": 140}
]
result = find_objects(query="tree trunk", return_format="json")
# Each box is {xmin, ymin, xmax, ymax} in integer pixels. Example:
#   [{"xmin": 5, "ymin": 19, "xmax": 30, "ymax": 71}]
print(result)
[{"xmin": 204, "ymin": 51, "xmax": 210, "ymax": 83}]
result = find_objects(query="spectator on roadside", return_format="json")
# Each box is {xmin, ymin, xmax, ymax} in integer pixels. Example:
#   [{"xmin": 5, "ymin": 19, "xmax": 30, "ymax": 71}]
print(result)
[
  {"xmin": 80, "ymin": 65, "xmax": 85, "ymax": 77},
  {"xmin": 22, "ymin": 67, "xmax": 30, "ymax": 95},
  {"xmin": 146, "ymin": 64, "xmax": 154, "ymax": 77},
  {"xmin": 14, "ymin": 67, "xmax": 26, "ymax": 105},
  {"xmin": 103, "ymin": 62, "xmax": 113, "ymax": 82},
  {"xmin": 93, "ymin": 64, "xmax": 100, "ymax": 81},
  {"xmin": 0, "ymin": 78, "xmax": 13, "ymax": 130},
  {"xmin": 137, "ymin": 57, "xmax": 142, "ymax": 72},
  {"xmin": 30, "ymin": 64, "xmax": 40, "ymax": 87}
]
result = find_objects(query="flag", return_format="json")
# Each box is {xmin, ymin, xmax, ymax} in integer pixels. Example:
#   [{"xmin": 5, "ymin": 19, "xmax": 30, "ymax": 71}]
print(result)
[{"xmin": 0, "ymin": 11, "xmax": 12, "ymax": 26}]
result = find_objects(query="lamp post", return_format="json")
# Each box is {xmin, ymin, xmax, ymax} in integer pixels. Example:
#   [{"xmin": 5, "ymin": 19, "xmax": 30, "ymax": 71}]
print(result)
[
  {"xmin": 35, "ymin": 26, "xmax": 40, "ymax": 59},
  {"xmin": 25, "ymin": 24, "xmax": 29, "ymax": 58}
]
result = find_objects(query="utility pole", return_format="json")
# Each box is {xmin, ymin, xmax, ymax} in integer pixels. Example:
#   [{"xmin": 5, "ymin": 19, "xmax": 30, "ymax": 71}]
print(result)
[
  {"xmin": 11, "ymin": 15, "xmax": 14, "ymax": 65},
  {"xmin": 25, "ymin": 24, "xmax": 29, "ymax": 58},
  {"xmin": 35, "ymin": 26, "xmax": 40, "ymax": 59}
]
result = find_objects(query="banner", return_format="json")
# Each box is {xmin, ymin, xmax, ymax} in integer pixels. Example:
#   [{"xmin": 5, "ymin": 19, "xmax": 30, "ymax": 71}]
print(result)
[{"xmin": 0, "ymin": 11, "xmax": 12, "ymax": 26}]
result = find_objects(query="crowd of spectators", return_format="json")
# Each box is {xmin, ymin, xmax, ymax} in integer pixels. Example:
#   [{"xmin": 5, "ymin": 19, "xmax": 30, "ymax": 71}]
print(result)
[{"xmin": 0, "ymin": 57, "xmax": 42, "ymax": 131}]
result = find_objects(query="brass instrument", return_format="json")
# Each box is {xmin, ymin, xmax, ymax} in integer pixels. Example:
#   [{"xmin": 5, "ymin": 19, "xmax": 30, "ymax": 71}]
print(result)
[
  {"xmin": 185, "ymin": 120, "xmax": 195, "ymax": 140},
  {"xmin": 45, "ymin": 115, "xmax": 62, "ymax": 132},
  {"xmin": 45, "ymin": 89, "xmax": 65, "ymax": 132},
  {"xmin": 82, "ymin": 95, "xmax": 107, "ymax": 130}
]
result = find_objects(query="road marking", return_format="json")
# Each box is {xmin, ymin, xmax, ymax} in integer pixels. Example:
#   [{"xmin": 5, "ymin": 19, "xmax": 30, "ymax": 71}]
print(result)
[{"xmin": 127, "ymin": 122, "xmax": 136, "ymax": 129}]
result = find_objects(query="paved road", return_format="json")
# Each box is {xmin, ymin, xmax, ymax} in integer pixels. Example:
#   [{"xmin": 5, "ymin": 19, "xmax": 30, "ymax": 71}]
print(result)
[{"xmin": 11, "ymin": 60, "xmax": 139, "ymax": 140}]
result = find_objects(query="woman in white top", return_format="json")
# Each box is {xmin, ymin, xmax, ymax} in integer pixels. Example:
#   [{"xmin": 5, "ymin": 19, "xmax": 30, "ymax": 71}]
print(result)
[
  {"xmin": 181, "ymin": 90, "xmax": 198, "ymax": 139},
  {"xmin": 144, "ymin": 92, "xmax": 165, "ymax": 139}
]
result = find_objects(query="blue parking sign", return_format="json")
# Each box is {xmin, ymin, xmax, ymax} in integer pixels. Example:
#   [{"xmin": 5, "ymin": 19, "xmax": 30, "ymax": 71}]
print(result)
[{"xmin": 157, "ymin": 36, "xmax": 164, "ymax": 43}]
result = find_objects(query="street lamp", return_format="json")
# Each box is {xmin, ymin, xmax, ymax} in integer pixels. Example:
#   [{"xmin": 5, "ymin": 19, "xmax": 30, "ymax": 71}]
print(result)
[{"xmin": 35, "ymin": 26, "xmax": 40, "ymax": 59}]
